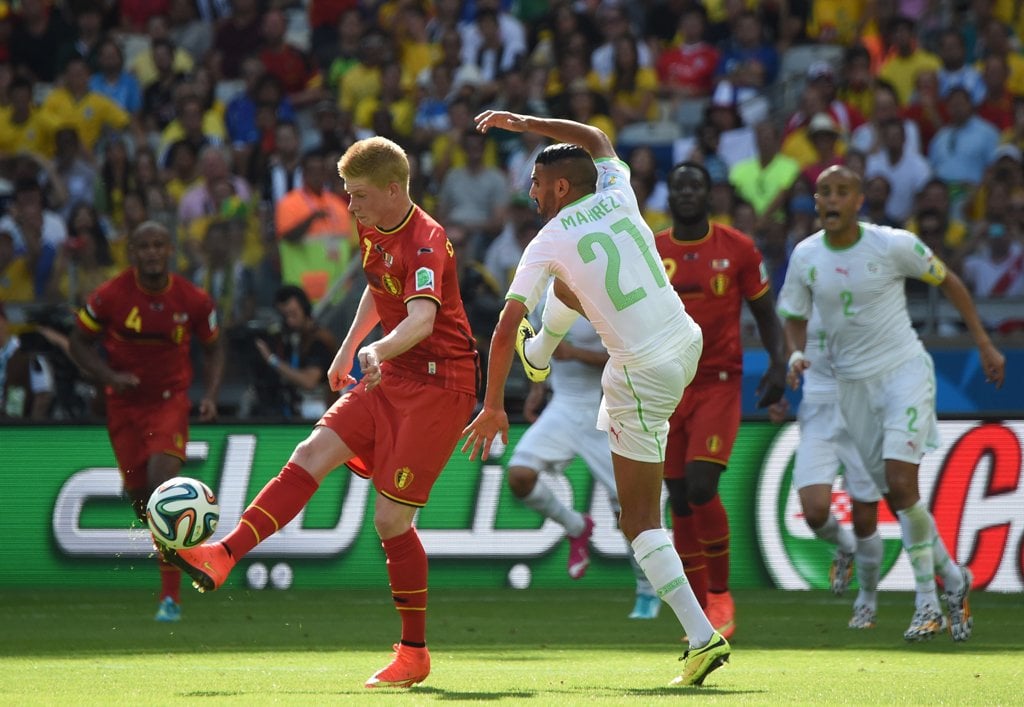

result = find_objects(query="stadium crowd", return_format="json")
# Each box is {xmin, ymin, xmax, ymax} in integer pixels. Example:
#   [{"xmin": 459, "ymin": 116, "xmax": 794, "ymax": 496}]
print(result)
[{"xmin": 1, "ymin": 0, "xmax": 1022, "ymax": 422}]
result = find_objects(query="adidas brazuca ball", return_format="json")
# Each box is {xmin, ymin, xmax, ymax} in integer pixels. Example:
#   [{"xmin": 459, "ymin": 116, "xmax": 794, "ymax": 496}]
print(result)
[{"xmin": 146, "ymin": 476, "xmax": 220, "ymax": 550}]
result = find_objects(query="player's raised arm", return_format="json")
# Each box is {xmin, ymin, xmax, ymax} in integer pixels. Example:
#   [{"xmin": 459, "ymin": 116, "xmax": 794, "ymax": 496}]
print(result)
[{"xmin": 474, "ymin": 111, "xmax": 616, "ymax": 160}]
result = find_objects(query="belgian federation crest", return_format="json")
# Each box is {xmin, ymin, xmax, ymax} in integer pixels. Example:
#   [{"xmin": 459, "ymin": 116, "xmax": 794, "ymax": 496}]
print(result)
[{"xmin": 394, "ymin": 467, "xmax": 414, "ymax": 490}]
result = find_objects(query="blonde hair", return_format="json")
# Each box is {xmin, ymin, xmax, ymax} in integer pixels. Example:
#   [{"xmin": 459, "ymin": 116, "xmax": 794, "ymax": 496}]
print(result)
[{"xmin": 337, "ymin": 136, "xmax": 410, "ymax": 191}]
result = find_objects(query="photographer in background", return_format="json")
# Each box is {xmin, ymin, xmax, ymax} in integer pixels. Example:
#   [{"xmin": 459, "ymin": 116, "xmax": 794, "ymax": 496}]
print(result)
[{"xmin": 251, "ymin": 285, "xmax": 337, "ymax": 420}]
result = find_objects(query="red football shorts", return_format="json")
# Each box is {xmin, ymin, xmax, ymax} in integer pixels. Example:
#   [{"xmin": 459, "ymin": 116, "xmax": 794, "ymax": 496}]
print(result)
[
  {"xmin": 320, "ymin": 373, "xmax": 477, "ymax": 507},
  {"xmin": 106, "ymin": 392, "xmax": 190, "ymax": 492},
  {"xmin": 664, "ymin": 378, "xmax": 741, "ymax": 479}
]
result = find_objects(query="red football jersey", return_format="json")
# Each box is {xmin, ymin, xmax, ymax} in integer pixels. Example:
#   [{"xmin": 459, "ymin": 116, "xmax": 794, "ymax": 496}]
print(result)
[
  {"xmin": 356, "ymin": 205, "xmax": 478, "ymax": 395},
  {"xmin": 656, "ymin": 223, "xmax": 769, "ymax": 382},
  {"xmin": 77, "ymin": 270, "xmax": 219, "ymax": 402}
]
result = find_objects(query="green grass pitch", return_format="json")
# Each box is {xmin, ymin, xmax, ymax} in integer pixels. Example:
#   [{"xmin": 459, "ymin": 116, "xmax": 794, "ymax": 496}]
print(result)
[{"xmin": 1, "ymin": 587, "xmax": 1021, "ymax": 705}]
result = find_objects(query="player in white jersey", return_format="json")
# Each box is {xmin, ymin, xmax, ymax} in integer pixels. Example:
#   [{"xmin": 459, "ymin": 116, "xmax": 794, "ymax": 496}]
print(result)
[
  {"xmin": 461, "ymin": 111, "xmax": 728, "ymax": 687},
  {"xmin": 777, "ymin": 165, "xmax": 1005, "ymax": 643},
  {"xmin": 506, "ymin": 305, "xmax": 660, "ymax": 617},
  {"xmin": 771, "ymin": 309, "xmax": 886, "ymax": 629}
]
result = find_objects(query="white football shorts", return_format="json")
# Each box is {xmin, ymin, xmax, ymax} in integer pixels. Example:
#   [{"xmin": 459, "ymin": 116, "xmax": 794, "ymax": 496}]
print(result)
[{"xmin": 792, "ymin": 400, "xmax": 884, "ymax": 502}]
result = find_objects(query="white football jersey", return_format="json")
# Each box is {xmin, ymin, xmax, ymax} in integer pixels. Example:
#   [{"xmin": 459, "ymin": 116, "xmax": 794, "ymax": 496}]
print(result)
[
  {"xmin": 508, "ymin": 158, "xmax": 699, "ymax": 367},
  {"xmin": 778, "ymin": 222, "xmax": 946, "ymax": 380},
  {"xmin": 800, "ymin": 307, "xmax": 837, "ymax": 404}
]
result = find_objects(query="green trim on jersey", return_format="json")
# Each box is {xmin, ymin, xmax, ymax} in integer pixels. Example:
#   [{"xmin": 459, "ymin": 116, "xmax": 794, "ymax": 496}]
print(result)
[
  {"xmin": 823, "ymin": 223, "xmax": 864, "ymax": 251},
  {"xmin": 506, "ymin": 293, "xmax": 528, "ymax": 304},
  {"xmin": 562, "ymin": 193, "xmax": 592, "ymax": 210},
  {"xmin": 777, "ymin": 307, "xmax": 807, "ymax": 320},
  {"xmin": 595, "ymin": 156, "xmax": 628, "ymax": 169}
]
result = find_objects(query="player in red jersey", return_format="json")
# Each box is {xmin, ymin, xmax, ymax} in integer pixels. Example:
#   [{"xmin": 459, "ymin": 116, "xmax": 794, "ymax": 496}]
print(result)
[
  {"xmin": 160, "ymin": 136, "xmax": 479, "ymax": 690},
  {"xmin": 655, "ymin": 162, "xmax": 787, "ymax": 639},
  {"xmin": 68, "ymin": 222, "xmax": 224, "ymax": 623}
]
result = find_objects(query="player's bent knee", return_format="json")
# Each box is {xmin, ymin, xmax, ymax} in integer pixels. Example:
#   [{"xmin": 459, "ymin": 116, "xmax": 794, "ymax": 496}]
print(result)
[
  {"xmin": 664, "ymin": 478, "xmax": 691, "ymax": 516},
  {"xmin": 507, "ymin": 466, "xmax": 538, "ymax": 498},
  {"xmin": 801, "ymin": 505, "xmax": 829, "ymax": 529}
]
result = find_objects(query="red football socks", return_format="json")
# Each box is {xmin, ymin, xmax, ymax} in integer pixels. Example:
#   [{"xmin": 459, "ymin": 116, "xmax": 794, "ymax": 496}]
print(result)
[
  {"xmin": 159, "ymin": 560, "xmax": 181, "ymax": 602},
  {"xmin": 222, "ymin": 462, "xmax": 320, "ymax": 560},
  {"xmin": 672, "ymin": 512, "xmax": 708, "ymax": 607},
  {"xmin": 692, "ymin": 494, "xmax": 731, "ymax": 593},
  {"xmin": 382, "ymin": 527, "xmax": 429, "ymax": 646}
]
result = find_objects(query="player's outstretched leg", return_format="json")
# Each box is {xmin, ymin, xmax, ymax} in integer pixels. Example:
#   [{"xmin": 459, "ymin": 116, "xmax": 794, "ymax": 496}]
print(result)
[{"xmin": 365, "ymin": 643, "xmax": 431, "ymax": 688}]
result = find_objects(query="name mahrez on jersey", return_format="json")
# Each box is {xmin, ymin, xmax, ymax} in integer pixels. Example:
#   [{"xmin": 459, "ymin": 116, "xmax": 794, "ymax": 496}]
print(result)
[{"xmin": 560, "ymin": 194, "xmax": 622, "ymax": 229}]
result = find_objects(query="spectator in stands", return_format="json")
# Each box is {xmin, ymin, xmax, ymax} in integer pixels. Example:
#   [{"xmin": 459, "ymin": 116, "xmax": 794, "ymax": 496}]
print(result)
[
  {"xmin": 250, "ymin": 284, "xmax": 337, "ymax": 420},
  {"xmin": 212, "ymin": 0, "xmax": 262, "ymax": 80},
  {"xmin": 0, "ymin": 75, "xmax": 52, "ymax": 158},
  {"xmin": 912, "ymin": 207, "xmax": 953, "ymax": 262},
  {"xmin": 564, "ymin": 79, "xmax": 616, "ymax": 143},
  {"xmin": 865, "ymin": 118, "xmax": 933, "ymax": 224},
  {"xmin": 850, "ymin": 81, "xmax": 923, "ymax": 157},
  {"xmin": 836, "ymin": 44, "xmax": 875, "ymax": 121},
  {"xmin": 484, "ymin": 192, "xmax": 540, "ymax": 293},
  {"xmin": 179, "ymin": 145, "xmax": 252, "ymax": 244},
  {"xmin": 274, "ymin": 149, "xmax": 354, "ymax": 303},
  {"xmin": 260, "ymin": 122, "xmax": 304, "ymax": 207},
  {"xmin": 0, "ymin": 231, "xmax": 35, "ymax": 303},
  {"xmin": 0, "ymin": 300, "xmax": 55, "ymax": 420},
  {"xmin": 192, "ymin": 218, "xmax": 256, "ymax": 330},
  {"xmin": 459, "ymin": 0, "xmax": 527, "ymax": 73},
  {"xmin": 142, "ymin": 39, "xmax": 186, "ymax": 133},
  {"xmin": 325, "ymin": 8, "xmax": 365, "ymax": 95},
  {"xmin": 164, "ymin": 141, "xmax": 200, "ymax": 206},
  {"xmin": 977, "ymin": 54, "xmax": 1015, "ymax": 131},
  {"xmin": 977, "ymin": 18, "xmax": 1024, "ymax": 97},
  {"xmin": 592, "ymin": 34, "xmax": 659, "ymax": 132},
  {"xmin": 878, "ymin": 16, "xmax": 941, "ymax": 106},
  {"xmin": 786, "ymin": 61, "xmax": 864, "ymax": 139},
  {"xmin": 9, "ymin": 0, "xmax": 73, "ymax": 82},
  {"xmin": 167, "ymin": 0, "xmax": 214, "ymax": 64},
  {"xmin": 729, "ymin": 120, "xmax": 801, "ymax": 225},
  {"xmin": 466, "ymin": 8, "xmax": 524, "ymax": 103},
  {"xmin": 929, "ymin": 87, "xmax": 1001, "ymax": 207},
  {"xmin": 437, "ymin": 129, "xmax": 509, "ymax": 249},
  {"xmin": 131, "ymin": 13, "xmax": 196, "ymax": 89},
  {"xmin": 656, "ymin": 5, "xmax": 719, "ymax": 102},
  {"xmin": 159, "ymin": 93, "xmax": 222, "ymax": 168},
  {"xmin": 41, "ymin": 56, "xmax": 132, "ymax": 155},
  {"xmin": 260, "ymin": 9, "xmax": 323, "ymax": 108},
  {"xmin": 937, "ymin": 28, "xmax": 985, "ymax": 103},
  {"xmin": 89, "ymin": 38, "xmax": 142, "ymax": 116},
  {"xmin": 903, "ymin": 70, "xmax": 946, "ymax": 153},
  {"xmin": 52, "ymin": 128, "xmax": 97, "ymax": 221},
  {"xmin": 966, "ymin": 143, "xmax": 1024, "ymax": 222},
  {"xmin": 58, "ymin": 4, "xmax": 105, "ymax": 72},
  {"xmin": 714, "ymin": 10, "xmax": 779, "ymax": 90},
  {"xmin": 591, "ymin": 4, "xmax": 652, "ymax": 84},
  {"xmin": 801, "ymin": 112, "xmax": 846, "ymax": 188},
  {"xmin": 860, "ymin": 174, "xmax": 901, "ymax": 227},
  {"xmin": 0, "ymin": 180, "xmax": 61, "ymax": 298},
  {"xmin": 805, "ymin": 0, "xmax": 867, "ymax": 45},
  {"xmin": 46, "ymin": 202, "xmax": 118, "ymax": 306},
  {"xmin": 907, "ymin": 177, "xmax": 970, "ymax": 250},
  {"xmin": 338, "ymin": 30, "xmax": 391, "ymax": 118},
  {"xmin": 960, "ymin": 221, "xmax": 1024, "ymax": 298},
  {"xmin": 430, "ymin": 97, "xmax": 500, "ymax": 183},
  {"xmin": 353, "ymin": 62, "xmax": 415, "ymax": 142}
]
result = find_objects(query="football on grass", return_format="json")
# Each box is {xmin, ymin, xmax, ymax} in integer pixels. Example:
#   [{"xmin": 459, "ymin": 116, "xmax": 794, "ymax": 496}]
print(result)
[{"xmin": 146, "ymin": 476, "xmax": 220, "ymax": 550}]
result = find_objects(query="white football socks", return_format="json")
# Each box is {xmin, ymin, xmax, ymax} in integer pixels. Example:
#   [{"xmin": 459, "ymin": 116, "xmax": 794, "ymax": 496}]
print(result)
[
  {"xmin": 632, "ymin": 528, "xmax": 714, "ymax": 647},
  {"xmin": 524, "ymin": 293, "xmax": 579, "ymax": 367},
  {"xmin": 929, "ymin": 514, "xmax": 964, "ymax": 595},
  {"xmin": 521, "ymin": 480, "xmax": 586, "ymax": 538},
  {"xmin": 854, "ymin": 531, "xmax": 883, "ymax": 609},
  {"xmin": 813, "ymin": 514, "xmax": 857, "ymax": 555},
  {"xmin": 896, "ymin": 501, "xmax": 939, "ymax": 609}
]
